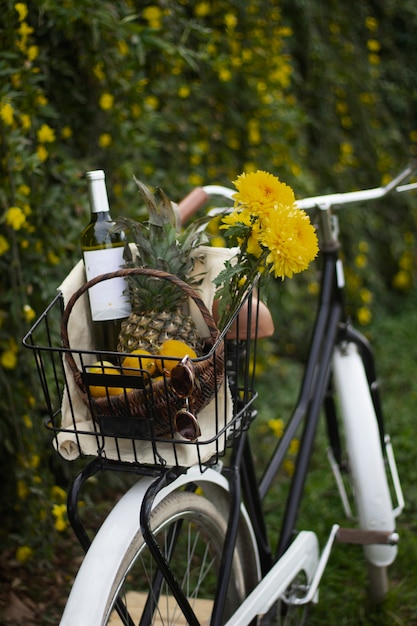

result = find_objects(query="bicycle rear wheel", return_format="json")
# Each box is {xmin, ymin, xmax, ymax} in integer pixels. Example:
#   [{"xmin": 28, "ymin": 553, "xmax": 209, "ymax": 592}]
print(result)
[{"xmin": 331, "ymin": 342, "xmax": 397, "ymax": 603}]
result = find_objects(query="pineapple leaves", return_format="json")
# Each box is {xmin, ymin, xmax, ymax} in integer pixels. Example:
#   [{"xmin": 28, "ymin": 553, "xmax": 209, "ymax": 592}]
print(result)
[
  {"xmin": 133, "ymin": 175, "xmax": 176, "ymax": 230},
  {"xmin": 113, "ymin": 178, "xmax": 212, "ymax": 313}
]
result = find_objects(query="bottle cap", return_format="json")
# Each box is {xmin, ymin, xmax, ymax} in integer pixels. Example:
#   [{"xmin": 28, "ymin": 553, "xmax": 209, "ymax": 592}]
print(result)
[
  {"xmin": 86, "ymin": 170, "xmax": 110, "ymax": 213},
  {"xmin": 86, "ymin": 170, "xmax": 105, "ymax": 181}
]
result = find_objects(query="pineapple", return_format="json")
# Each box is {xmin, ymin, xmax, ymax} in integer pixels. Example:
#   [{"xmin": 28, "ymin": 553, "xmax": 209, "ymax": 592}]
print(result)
[{"xmin": 115, "ymin": 177, "xmax": 207, "ymax": 355}]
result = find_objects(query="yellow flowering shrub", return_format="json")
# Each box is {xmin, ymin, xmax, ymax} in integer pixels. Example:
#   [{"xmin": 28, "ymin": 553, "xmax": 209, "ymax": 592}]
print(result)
[{"xmin": 0, "ymin": 0, "xmax": 416, "ymax": 563}]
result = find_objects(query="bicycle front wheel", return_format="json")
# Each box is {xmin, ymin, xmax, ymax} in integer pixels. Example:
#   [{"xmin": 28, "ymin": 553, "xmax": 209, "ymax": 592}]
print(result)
[{"xmin": 102, "ymin": 489, "xmax": 258, "ymax": 625}]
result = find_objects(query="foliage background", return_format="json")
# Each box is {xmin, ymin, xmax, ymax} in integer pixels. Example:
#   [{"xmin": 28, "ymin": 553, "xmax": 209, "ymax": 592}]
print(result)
[{"xmin": 1, "ymin": 0, "xmax": 416, "ymax": 592}]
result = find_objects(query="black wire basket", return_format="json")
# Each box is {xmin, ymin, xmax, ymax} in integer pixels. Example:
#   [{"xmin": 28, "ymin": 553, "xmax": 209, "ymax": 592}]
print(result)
[{"xmin": 23, "ymin": 270, "xmax": 260, "ymax": 469}]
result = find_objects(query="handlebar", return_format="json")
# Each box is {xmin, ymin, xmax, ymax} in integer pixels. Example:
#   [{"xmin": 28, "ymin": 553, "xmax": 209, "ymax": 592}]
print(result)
[{"xmin": 177, "ymin": 162, "xmax": 417, "ymax": 224}]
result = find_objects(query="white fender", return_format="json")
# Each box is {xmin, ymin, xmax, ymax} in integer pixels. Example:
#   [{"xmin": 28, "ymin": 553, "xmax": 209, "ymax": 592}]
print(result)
[{"xmin": 332, "ymin": 342, "xmax": 397, "ymax": 566}]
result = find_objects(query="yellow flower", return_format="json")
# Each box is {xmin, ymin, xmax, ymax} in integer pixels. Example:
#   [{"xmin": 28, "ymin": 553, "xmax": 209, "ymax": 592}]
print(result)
[
  {"xmin": 16, "ymin": 546, "xmax": 33, "ymax": 563},
  {"xmin": 215, "ymin": 170, "xmax": 318, "ymax": 329},
  {"xmin": 224, "ymin": 13, "xmax": 237, "ymax": 29},
  {"xmin": 357, "ymin": 307, "xmax": 372, "ymax": 325},
  {"xmin": 20, "ymin": 113, "xmax": 31, "ymax": 129},
  {"xmin": 268, "ymin": 418, "xmax": 284, "ymax": 438},
  {"xmin": 218, "ymin": 67, "xmax": 232, "ymax": 82},
  {"xmin": 142, "ymin": 5, "xmax": 163, "ymax": 28},
  {"xmin": 188, "ymin": 172, "xmax": 204, "ymax": 186},
  {"xmin": 0, "ymin": 101, "xmax": 14, "ymax": 126},
  {"xmin": 262, "ymin": 207, "xmax": 319, "ymax": 279},
  {"xmin": 47, "ymin": 250, "xmax": 60, "ymax": 265},
  {"xmin": 17, "ymin": 21, "xmax": 33, "ymax": 39},
  {"xmin": 51, "ymin": 485, "xmax": 67, "ymax": 501},
  {"xmin": 284, "ymin": 459, "xmax": 295, "ymax": 477},
  {"xmin": 27, "ymin": 45, "xmax": 39, "ymax": 61},
  {"xmin": 23, "ymin": 304, "xmax": 35, "ymax": 322},
  {"xmin": 392, "ymin": 270, "xmax": 412, "ymax": 291},
  {"xmin": 360, "ymin": 288, "xmax": 373, "ymax": 304},
  {"xmin": 17, "ymin": 480, "xmax": 28, "ymax": 499},
  {"xmin": 99, "ymin": 133, "xmax": 112, "ymax": 148},
  {"xmin": 232, "ymin": 170, "xmax": 295, "ymax": 215},
  {"xmin": 17, "ymin": 184, "xmax": 30, "ymax": 196},
  {"xmin": 15, "ymin": 3, "xmax": 28, "ymax": 21},
  {"xmin": 178, "ymin": 85, "xmax": 190, "ymax": 98},
  {"xmin": 1, "ymin": 349, "xmax": 17, "ymax": 369},
  {"xmin": 93, "ymin": 63, "xmax": 105, "ymax": 81},
  {"xmin": 5, "ymin": 206, "xmax": 26, "ymax": 230},
  {"xmin": 36, "ymin": 145, "xmax": 48, "ymax": 161},
  {"xmin": 61, "ymin": 125, "xmax": 72, "ymax": 139},
  {"xmin": 117, "ymin": 39, "xmax": 129, "ymax": 56},
  {"xmin": 365, "ymin": 17, "xmax": 379, "ymax": 32},
  {"xmin": 35, "ymin": 94, "xmax": 48, "ymax": 107},
  {"xmin": 23, "ymin": 413, "xmax": 33, "ymax": 428},
  {"xmin": 195, "ymin": 2, "xmax": 210, "ymax": 17},
  {"xmin": 246, "ymin": 230, "xmax": 263, "ymax": 258},
  {"xmin": 37, "ymin": 123, "xmax": 55, "ymax": 143},
  {"xmin": 144, "ymin": 95, "xmax": 159, "ymax": 110},
  {"xmin": 30, "ymin": 454, "xmax": 40, "ymax": 468},
  {"xmin": 355, "ymin": 253, "xmax": 367, "ymax": 268},
  {"xmin": 367, "ymin": 39, "xmax": 381, "ymax": 52},
  {"xmin": 0, "ymin": 235, "xmax": 10, "ymax": 255},
  {"xmin": 52, "ymin": 503, "xmax": 66, "ymax": 518},
  {"xmin": 54, "ymin": 517, "xmax": 67, "ymax": 532},
  {"xmin": 99, "ymin": 93, "xmax": 114, "ymax": 110},
  {"xmin": 52, "ymin": 503, "xmax": 68, "ymax": 532},
  {"xmin": 289, "ymin": 438, "xmax": 300, "ymax": 455}
]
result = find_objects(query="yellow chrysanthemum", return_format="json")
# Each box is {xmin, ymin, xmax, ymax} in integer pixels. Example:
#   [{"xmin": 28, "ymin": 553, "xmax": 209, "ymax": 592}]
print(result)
[
  {"xmin": 261, "ymin": 206, "xmax": 319, "ymax": 279},
  {"xmin": 233, "ymin": 170, "xmax": 295, "ymax": 216},
  {"xmin": 214, "ymin": 170, "xmax": 318, "ymax": 329}
]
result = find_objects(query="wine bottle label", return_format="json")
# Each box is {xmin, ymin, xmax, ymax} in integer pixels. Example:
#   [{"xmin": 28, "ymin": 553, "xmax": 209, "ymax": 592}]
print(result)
[{"xmin": 83, "ymin": 248, "xmax": 131, "ymax": 321}]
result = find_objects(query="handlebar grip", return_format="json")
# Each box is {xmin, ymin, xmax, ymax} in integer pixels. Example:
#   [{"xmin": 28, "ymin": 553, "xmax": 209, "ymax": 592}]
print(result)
[{"xmin": 178, "ymin": 187, "xmax": 209, "ymax": 224}]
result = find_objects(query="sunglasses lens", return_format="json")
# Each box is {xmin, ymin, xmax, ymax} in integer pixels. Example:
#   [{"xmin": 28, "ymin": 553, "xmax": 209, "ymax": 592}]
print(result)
[
  {"xmin": 175, "ymin": 409, "xmax": 201, "ymax": 442},
  {"xmin": 170, "ymin": 358, "xmax": 194, "ymax": 398}
]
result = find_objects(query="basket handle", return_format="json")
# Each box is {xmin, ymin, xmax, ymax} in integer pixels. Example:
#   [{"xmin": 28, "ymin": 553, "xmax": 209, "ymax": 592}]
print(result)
[{"xmin": 61, "ymin": 267, "xmax": 220, "ymax": 357}]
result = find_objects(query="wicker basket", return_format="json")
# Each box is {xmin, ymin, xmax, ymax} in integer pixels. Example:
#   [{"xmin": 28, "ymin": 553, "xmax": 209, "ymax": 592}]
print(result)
[{"xmin": 61, "ymin": 267, "xmax": 224, "ymax": 438}]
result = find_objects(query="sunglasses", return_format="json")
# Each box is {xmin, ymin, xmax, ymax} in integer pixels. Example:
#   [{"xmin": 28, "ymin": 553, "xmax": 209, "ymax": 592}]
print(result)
[{"xmin": 170, "ymin": 356, "xmax": 201, "ymax": 442}]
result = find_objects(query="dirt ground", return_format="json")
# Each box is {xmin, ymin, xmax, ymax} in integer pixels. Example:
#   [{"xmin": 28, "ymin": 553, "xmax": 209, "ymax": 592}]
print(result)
[{"xmin": 0, "ymin": 540, "xmax": 82, "ymax": 625}]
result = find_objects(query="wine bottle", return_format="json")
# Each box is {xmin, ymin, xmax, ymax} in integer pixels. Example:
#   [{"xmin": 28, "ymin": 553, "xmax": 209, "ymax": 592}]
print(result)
[{"xmin": 81, "ymin": 170, "xmax": 131, "ymax": 353}]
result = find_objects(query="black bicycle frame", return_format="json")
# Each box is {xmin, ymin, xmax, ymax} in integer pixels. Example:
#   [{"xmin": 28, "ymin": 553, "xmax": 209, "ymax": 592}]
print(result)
[{"xmin": 237, "ymin": 241, "xmax": 387, "ymax": 575}]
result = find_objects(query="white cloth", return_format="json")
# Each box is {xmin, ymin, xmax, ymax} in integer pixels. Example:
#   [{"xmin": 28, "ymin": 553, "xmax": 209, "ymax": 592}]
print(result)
[{"xmin": 55, "ymin": 246, "xmax": 238, "ymax": 464}]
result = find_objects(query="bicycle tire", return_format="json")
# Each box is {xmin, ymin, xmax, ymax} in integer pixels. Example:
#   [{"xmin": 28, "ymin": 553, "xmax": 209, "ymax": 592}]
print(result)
[
  {"xmin": 60, "ymin": 470, "xmax": 260, "ymax": 626},
  {"xmin": 103, "ymin": 490, "xmax": 258, "ymax": 625},
  {"xmin": 332, "ymin": 342, "xmax": 396, "ymax": 603}
]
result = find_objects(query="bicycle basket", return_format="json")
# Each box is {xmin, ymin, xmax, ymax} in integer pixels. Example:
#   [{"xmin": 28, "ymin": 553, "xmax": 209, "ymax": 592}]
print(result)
[{"xmin": 23, "ymin": 262, "xmax": 259, "ymax": 468}]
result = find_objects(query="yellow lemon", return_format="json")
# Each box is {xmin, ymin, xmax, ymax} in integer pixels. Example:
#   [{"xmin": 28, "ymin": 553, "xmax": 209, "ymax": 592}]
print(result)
[
  {"xmin": 87, "ymin": 361, "xmax": 124, "ymax": 397},
  {"xmin": 157, "ymin": 340, "xmax": 197, "ymax": 373},
  {"xmin": 122, "ymin": 349, "xmax": 156, "ymax": 377}
]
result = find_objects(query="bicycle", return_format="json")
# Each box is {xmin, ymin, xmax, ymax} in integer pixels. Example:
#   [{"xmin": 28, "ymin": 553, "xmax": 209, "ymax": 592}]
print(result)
[{"xmin": 23, "ymin": 163, "xmax": 417, "ymax": 625}]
